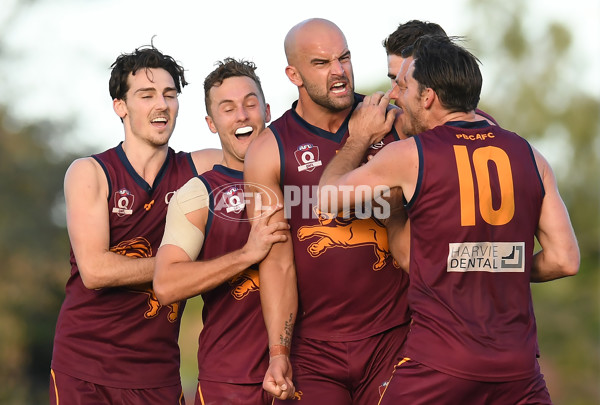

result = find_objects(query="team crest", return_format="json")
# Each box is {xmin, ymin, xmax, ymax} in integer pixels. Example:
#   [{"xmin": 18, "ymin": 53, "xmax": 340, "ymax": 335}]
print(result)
[
  {"xmin": 218, "ymin": 185, "xmax": 246, "ymax": 214},
  {"xmin": 112, "ymin": 188, "xmax": 134, "ymax": 217},
  {"xmin": 295, "ymin": 143, "xmax": 322, "ymax": 172}
]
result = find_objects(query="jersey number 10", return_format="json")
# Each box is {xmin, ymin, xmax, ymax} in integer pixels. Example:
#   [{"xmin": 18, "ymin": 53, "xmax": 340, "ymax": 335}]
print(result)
[{"xmin": 453, "ymin": 145, "xmax": 515, "ymax": 227}]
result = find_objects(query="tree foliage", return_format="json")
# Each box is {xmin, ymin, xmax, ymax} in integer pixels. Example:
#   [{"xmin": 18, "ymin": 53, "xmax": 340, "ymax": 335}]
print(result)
[
  {"xmin": 464, "ymin": 0, "xmax": 600, "ymax": 403},
  {"xmin": 0, "ymin": 0, "xmax": 597, "ymax": 403},
  {"xmin": 0, "ymin": 108, "xmax": 77, "ymax": 404}
]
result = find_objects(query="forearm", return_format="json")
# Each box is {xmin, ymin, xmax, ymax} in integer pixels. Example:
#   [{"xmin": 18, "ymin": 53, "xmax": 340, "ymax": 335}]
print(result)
[
  {"xmin": 318, "ymin": 138, "xmax": 371, "ymax": 213},
  {"xmin": 260, "ymin": 253, "xmax": 297, "ymax": 349},
  {"xmin": 78, "ymin": 252, "xmax": 155, "ymax": 289},
  {"xmin": 319, "ymin": 137, "xmax": 369, "ymax": 188},
  {"xmin": 155, "ymin": 246, "xmax": 260, "ymax": 305}
]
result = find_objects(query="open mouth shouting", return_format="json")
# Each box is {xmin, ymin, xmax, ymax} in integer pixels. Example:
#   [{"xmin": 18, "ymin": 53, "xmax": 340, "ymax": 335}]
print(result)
[
  {"xmin": 330, "ymin": 80, "xmax": 348, "ymax": 95},
  {"xmin": 235, "ymin": 126, "xmax": 253, "ymax": 140},
  {"xmin": 151, "ymin": 116, "xmax": 168, "ymax": 129}
]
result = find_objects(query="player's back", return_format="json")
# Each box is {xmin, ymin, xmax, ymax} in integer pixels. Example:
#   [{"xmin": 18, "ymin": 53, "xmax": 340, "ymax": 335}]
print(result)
[{"xmin": 405, "ymin": 120, "xmax": 544, "ymax": 382}]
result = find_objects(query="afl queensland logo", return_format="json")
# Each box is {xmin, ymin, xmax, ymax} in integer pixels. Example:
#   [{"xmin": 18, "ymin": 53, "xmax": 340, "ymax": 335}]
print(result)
[
  {"xmin": 209, "ymin": 182, "xmax": 280, "ymax": 222},
  {"xmin": 112, "ymin": 188, "xmax": 134, "ymax": 217},
  {"xmin": 222, "ymin": 185, "xmax": 246, "ymax": 214},
  {"xmin": 295, "ymin": 143, "xmax": 322, "ymax": 172}
]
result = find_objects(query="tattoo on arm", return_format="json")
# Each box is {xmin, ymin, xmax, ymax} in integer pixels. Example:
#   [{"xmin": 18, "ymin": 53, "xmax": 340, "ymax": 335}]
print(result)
[{"xmin": 279, "ymin": 313, "xmax": 294, "ymax": 346}]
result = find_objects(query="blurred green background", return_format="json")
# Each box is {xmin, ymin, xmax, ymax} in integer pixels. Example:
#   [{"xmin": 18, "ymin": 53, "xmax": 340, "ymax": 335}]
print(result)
[{"xmin": 0, "ymin": 0, "xmax": 598, "ymax": 403}]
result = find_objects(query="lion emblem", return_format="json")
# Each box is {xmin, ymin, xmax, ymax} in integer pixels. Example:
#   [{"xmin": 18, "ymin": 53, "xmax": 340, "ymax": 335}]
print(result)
[
  {"xmin": 110, "ymin": 236, "xmax": 180, "ymax": 322},
  {"xmin": 229, "ymin": 268, "xmax": 259, "ymax": 300},
  {"xmin": 297, "ymin": 209, "xmax": 398, "ymax": 271}
]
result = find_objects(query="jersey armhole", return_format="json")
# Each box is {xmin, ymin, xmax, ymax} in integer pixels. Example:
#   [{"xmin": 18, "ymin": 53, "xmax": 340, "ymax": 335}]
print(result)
[
  {"xmin": 186, "ymin": 152, "xmax": 199, "ymax": 177},
  {"xmin": 525, "ymin": 140, "xmax": 545, "ymax": 198},
  {"xmin": 91, "ymin": 155, "xmax": 112, "ymax": 201},
  {"xmin": 404, "ymin": 136, "xmax": 424, "ymax": 211},
  {"xmin": 198, "ymin": 176, "xmax": 214, "ymax": 237},
  {"xmin": 271, "ymin": 127, "xmax": 286, "ymax": 189}
]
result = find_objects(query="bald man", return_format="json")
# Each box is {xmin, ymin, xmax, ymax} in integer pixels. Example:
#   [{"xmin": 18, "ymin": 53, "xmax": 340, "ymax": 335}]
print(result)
[{"xmin": 244, "ymin": 18, "xmax": 411, "ymax": 404}]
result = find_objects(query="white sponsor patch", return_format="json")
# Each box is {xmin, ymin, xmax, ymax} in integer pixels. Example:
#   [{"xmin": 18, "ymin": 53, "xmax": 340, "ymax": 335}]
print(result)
[{"xmin": 447, "ymin": 242, "xmax": 525, "ymax": 273}]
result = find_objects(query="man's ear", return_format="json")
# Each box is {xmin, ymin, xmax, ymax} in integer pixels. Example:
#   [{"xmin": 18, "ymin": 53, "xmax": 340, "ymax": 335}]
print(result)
[
  {"xmin": 205, "ymin": 115, "xmax": 218, "ymax": 134},
  {"xmin": 264, "ymin": 103, "xmax": 272, "ymax": 123},
  {"xmin": 113, "ymin": 98, "xmax": 127, "ymax": 119},
  {"xmin": 285, "ymin": 65, "xmax": 303, "ymax": 87},
  {"xmin": 422, "ymin": 88, "xmax": 435, "ymax": 109}
]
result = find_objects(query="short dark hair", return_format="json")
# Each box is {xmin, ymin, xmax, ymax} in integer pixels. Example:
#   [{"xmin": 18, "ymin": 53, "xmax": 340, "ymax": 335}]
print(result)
[
  {"xmin": 203, "ymin": 58, "xmax": 265, "ymax": 116},
  {"xmin": 109, "ymin": 41, "xmax": 187, "ymax": 101},
  {"xmin": 383, "ymin": 20, "xmax": 447, "ymax": 56},
  {"xmin": 409, "ymin": 35, "xmax": 482, "ymax": 113}
]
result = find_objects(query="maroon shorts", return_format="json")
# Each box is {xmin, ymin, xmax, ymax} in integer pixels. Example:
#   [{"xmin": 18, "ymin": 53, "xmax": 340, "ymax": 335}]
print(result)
[
  {"xmin": 196, "ymin": 379, "xmax": 272, "ymax": 405},
  {"xmin": 275, "ymin": 323, "xmax": 409, "ymax": 404},
  {"xmin": 378, "ymin": 359, "xmax": 552, "ymax": 405},
  {"xmin": 49, "ymin": 369, "xmax": 185, "ymax": 405}
]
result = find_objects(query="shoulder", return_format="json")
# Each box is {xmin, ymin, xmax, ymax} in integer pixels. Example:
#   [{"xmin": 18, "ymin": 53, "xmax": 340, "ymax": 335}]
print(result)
[
  {"xmin": 64, "ymin": 156, "xmax": 108, "ymax": 199},
  {"xmin": 529, "ymin": 144, "xmax": 550, "ymax": 180},
  {"xmin": 247, "ymin": 127, "xmax": 278, "ymax": 158},
  {"xmin": 376, "ymin": 137, "xmax": 418, "ymax": 173},
  {"xmin": 244, "ymin": 127, "xmax": 281, "ymax": 181},
  {"xmin": 190, "ymin": 148, "xmax": 223, "ymax": 174},
  {"xmin": 178, "ymin": 176, "xmax": 209, "ymax": 201},
  {"xmin": 474, "ymin": 108, "xmax": 499, "ymax": 126},
  {"xmin": 65, "ymin": 156, "xmax": 104, "ymax": 184},
  {"xmin": 174, "ymin": 176, "xmax": 210, "ymax": 211}
]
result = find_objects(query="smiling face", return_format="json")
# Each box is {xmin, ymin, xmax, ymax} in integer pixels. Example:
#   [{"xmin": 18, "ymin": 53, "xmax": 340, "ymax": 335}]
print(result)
[
  {"xmin": 205, "ymin": 75, "xmax": 270, "ymax": 169},
  {"xmin": 287, "ymin": 20, "xmax": 355, "ymax": 112},
  {"xmin": 113, "ymin": 67, "xmax": 179, "ymax": 147}
]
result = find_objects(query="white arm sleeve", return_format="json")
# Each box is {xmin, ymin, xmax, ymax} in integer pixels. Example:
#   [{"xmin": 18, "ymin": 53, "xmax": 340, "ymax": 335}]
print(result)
[{"xmin": 160, "ymin": 177, "xmax": 209, "ymax": 261}]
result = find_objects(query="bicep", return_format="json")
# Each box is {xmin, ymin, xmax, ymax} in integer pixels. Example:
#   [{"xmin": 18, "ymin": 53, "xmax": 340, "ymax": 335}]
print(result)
[
  {"xmin": 244, "ymin": 131, "xmax": 293, "ymax": 266},
  {"xmin": 328, "ymin": 143, "xmax": 407, "ymax": 206},
  {"xmin": 244, "ymin": 130, "xmax": 283, "ymax": 216},
  {"xmin": 535, "ymin": 152, "xmax": 577, "ymax": 251},
  {"xmin": 160, "ymin": 178, "xmax": 209, "ymax": 261},
  {"xmin": 65, "ymin": 158, "xmax": 111, "ymax": 270}
]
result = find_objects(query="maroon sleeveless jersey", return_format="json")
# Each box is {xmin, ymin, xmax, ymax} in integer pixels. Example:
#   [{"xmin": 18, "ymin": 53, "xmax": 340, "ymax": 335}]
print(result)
[
  {"xmin": 195, "ymin": 165, "xmax": 268, "ymax": 383},
  {"xmin": 51, "ymin": 143, "xmax": 197, "ymax": 388},
  {"xmin": 404, "ymin": 121, "xmax": 544, "ymax": 381},
  {"xmin": 271, "ymin": 95, "xmax": 411, "ymax": 341}
]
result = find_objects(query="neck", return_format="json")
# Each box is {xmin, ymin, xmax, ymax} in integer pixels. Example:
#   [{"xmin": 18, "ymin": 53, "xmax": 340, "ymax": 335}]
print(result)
[
  {"xmin": 295, "ymin": 96, "xmax": 352, "ymax": 133},
  {"xmin": 441, "ymin": 110, "xmax": 477, "ymax": 124},
  {"xmin": 121, "ymin": 138, "xmax": 169, "ymax": 184},
  {"xmin": 220, "ymin": 154, "xmax": 244, "ymax": 172}
]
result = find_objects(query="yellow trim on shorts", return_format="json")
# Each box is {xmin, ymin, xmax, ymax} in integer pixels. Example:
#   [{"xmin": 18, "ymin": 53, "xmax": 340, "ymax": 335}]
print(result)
[
  {"xmin": 197, "ymin": 381, "xmax": 206, "ymax": 405},
  {"xmin": 50, "ymin": 368, "xmax": 59, "ymax": 405}
]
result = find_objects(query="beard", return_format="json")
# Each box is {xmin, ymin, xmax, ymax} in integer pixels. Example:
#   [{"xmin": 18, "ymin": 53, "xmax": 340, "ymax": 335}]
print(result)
[
  {"xmin": 401, "ymin": 103, "xmax": 428, "ymax": 137},
  {"xmin": 301, "ymin": 74, "xmax": 355, "ymax": 112}
]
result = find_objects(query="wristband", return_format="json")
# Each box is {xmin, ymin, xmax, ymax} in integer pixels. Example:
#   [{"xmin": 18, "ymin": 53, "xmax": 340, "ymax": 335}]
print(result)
[{"xmin": 269, "ymin": 344, "xmax": 290, "ymax": 357}]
